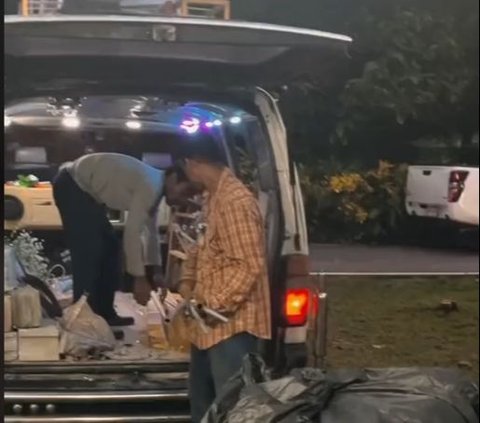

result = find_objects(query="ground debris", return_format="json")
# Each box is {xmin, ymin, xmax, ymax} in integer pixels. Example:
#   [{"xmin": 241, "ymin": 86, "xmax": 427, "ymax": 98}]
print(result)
[
  {"xmin": 436, "ymin": 299, "xmax": 459, "ymax": 314},
  {"xmin": 457, "ymin": 361, "xmax": 473, "ymax": 370},
  {"xmin": 372, "ymin": 344, "xmax": 387, "ymax": 350}
]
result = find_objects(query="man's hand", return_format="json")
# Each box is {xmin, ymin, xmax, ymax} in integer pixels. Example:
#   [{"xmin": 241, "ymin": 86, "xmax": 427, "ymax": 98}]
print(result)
[
  {"xmin": 133, "ymin": 276, "xmax": 152, "ymax": 306},
  {"xmin": 145, "ymin": 265, "xmax": 165, "ymax": 290},
  {"xmin": 177, "ymin": 279, "xmax": 195, "ymax": 301},
  {"xmin": 178, "ymin": 282, "xmax": 193, "ymax": 300}
]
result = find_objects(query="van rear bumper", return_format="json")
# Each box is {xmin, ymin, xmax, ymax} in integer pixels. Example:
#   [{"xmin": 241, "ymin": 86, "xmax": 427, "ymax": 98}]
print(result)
[
  {"xmin": 5, "ymin": 415, "xmax": 190, "ymax": 423},
  {"xmin": 4, "ymin": 363, "xmax": 191, "ymax": 422},
  {"xmin": 4, "ymin": 390, "xmax": 191, "ymax": 422}
]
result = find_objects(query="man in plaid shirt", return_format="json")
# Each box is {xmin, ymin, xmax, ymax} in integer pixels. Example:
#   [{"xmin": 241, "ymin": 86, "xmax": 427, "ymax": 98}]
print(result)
[{"xmin": 177, "ymin": 134, "xmax": 272, "ymax": 422}]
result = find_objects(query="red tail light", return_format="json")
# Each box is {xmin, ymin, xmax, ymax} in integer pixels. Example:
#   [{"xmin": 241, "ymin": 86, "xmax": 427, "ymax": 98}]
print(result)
[
  {"xmin": 284, "ymin": 288, "xmax": 310, "ymax": 326},
  {"xmin": 448, "ymin": 170, "xmax": 469, "ymax": 202}
]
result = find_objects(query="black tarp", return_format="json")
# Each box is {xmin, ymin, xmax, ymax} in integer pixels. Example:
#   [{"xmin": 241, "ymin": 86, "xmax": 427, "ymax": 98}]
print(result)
[{"xmin": 203, "ymin": 354, "xmax": 479, "ymax": 423}]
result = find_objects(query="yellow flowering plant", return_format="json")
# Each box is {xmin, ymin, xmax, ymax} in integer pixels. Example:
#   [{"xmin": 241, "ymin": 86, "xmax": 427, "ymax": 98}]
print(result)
[{"xmin": 299, "ymin": 160, "xmax": 407, "ymax": 242}]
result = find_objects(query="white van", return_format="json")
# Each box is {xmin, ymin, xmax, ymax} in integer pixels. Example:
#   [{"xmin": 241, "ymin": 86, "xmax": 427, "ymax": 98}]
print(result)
[
  {"xmin": 4, "ymin": 15, "xmax": 351, "ymax": 422},
  {"xmin": 405, "ymin": 165, "xmax": 479, "ymax": 226}
]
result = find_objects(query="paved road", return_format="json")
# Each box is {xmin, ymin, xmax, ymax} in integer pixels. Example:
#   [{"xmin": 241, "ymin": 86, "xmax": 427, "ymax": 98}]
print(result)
[{"xmin": 309, "ymin": 244, "xmax": 479, "ymax": 274}]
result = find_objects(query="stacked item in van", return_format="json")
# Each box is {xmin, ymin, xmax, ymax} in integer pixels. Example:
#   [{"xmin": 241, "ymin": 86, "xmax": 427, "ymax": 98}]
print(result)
[
  {"xmin": 3, "ymin": 201, "xmax": 214, "ymax": 362},
  {"xmin": 4, "ymin": 281, "xmax": 61, "ymax": 362},
  {"xmin": 4, "ymin": 240, "xmax": 62, "ymax": 362}
]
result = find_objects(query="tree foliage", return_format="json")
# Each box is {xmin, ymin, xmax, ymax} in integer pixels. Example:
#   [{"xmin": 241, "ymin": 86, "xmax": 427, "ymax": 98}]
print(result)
[
  {"xmin": 332, "ymin": 7, "xmax": 478, "ymax": 155},
  {"xmin": 234, "ymin": 0, "xmax": 479, "ymax": 166},
  {"xmin": 233, "ymin": 0, "xmax": 478, "ymax": 242}
]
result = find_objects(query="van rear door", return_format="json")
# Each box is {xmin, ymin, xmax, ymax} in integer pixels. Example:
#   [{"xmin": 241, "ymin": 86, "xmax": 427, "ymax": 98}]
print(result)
[
  {"xmin": 5, "ymin": 15, "xmax": 351, "ymax": 97},
  {"xmin": 254, "ymin": 88, "xmax": 316, "ymax": 369},
  {"xmin": 254, "ymin": 88, "xmax": 308, "ymax": 256},
  {"xmin": 406, "ymin": 166, "xmax": 452, "ymax": 209}
]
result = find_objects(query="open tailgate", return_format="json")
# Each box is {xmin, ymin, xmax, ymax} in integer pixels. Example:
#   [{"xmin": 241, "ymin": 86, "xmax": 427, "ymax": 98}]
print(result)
[{"xmin": 5, "ymin": 16, "xmax": 352, "ymax": 96}]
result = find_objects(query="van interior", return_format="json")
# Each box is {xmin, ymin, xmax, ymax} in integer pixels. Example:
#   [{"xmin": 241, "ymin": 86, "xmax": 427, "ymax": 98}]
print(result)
[{"xmin": 4, "ymin": 94, "xmax": 281, "ymax": 368}]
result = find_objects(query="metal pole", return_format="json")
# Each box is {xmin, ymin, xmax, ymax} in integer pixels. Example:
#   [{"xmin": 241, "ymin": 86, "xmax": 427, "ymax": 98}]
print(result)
[{"xmin": 311, "ymin": 272, "xmax": 328, "ymax": 368}]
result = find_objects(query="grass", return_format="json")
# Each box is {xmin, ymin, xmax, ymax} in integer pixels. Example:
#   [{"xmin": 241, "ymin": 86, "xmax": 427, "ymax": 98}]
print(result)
[{"xmin": 324, "ymin": 276, "xmax": 479, "ymax": 380}]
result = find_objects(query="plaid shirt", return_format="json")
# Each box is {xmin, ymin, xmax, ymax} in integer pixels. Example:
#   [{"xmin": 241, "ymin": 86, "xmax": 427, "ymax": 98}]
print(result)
[{"xmin": 181, "ymin": 169, "xmax": 272, "ymax": 350}]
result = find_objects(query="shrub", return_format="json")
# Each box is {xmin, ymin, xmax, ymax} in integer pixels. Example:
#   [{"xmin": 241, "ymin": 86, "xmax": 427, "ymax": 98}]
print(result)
[{"xmin": 299, "ymin": 160, "xmax": 408, "ymax": 243}]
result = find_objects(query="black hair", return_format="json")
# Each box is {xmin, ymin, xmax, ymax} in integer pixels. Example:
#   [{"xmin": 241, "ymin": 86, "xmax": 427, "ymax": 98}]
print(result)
[
  {"xmin": 165, "ymin": 163, "xmax": 188, "ymax": 182},
  {"xmin": 177, "ymin": 133, "xmax": 226, "ymax": 165}
]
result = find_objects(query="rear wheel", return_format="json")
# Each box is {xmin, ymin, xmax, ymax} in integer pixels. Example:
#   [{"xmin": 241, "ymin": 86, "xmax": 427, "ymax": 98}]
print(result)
[{"xmin": 456, "ymin": 227, "xmax": 480, "ymax": 251}]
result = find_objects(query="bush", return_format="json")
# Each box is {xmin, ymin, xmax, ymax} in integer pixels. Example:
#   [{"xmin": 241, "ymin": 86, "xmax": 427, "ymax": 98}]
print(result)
[{"xmin": 299, "ymin": 160, "xmax": 408, "ymax": 243}]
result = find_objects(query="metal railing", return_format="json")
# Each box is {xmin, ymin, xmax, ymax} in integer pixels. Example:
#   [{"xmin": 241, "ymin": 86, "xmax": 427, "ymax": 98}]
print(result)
[{"xmin": 310, "ymin": 271, "xmax": 479, "ymax": 277}]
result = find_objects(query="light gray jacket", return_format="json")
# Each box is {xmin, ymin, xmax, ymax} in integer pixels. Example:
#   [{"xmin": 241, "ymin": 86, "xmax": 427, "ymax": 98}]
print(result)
[{"xmin": 65, "ymin": 153, "xmax": 164, "ymax": 277}]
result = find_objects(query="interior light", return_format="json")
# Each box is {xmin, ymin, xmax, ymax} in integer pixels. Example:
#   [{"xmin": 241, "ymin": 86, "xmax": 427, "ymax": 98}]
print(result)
[
  {"xmin": 4, "ymin": 115, "xmax": 12, "ymax": 128},
  {"xmin": 212, "ymin": 119, "xmax": 222, "ymax": 127},
  {"xmin": 62, "ymin": 116, "xmax": 81, "ymax": 129},
  {"xmin": 125, "ymin": 120, "xmax": 142, "ymax": 130},
  {"xmin": 229, "ymin": 116, "xmax": 242, "ymax": 125},
  {"xmin": 180, "ymin": 118, "xmax": 200, "ymax": 134},
  {"xmin": 205, "ymin": 121, "xmax": 214, "ymax": 128}
]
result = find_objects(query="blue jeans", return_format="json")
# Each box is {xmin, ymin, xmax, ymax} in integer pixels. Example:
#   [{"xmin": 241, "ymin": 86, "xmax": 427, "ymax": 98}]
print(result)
[{"xmin": 189, "ymin": 332, "xmax": 258, "ymax": 423}]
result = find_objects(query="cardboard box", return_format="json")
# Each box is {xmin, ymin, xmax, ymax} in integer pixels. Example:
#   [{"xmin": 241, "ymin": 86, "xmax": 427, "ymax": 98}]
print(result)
[
  {"xmin": 4, "ymin": 184, "xmax": 62, "ymax": 231},
  {"xmin": 4, "ymin": 332, "xmax": 18, "ymax": 362},
  {"xmin": 18, "ymin": 324, "xmax": 60, "ymax": 361}
]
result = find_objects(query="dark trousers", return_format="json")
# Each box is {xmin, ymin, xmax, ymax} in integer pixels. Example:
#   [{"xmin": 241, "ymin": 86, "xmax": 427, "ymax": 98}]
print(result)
[
  {"xmin": 189, "ymin": 332, "xmax": 258, "ymax": 423},
  {"xmin": 53, "ymin": 169, "xmax": 120, "ymax": 318}
]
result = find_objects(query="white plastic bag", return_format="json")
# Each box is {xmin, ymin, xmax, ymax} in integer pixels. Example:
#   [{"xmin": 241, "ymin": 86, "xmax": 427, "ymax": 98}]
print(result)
[
  {"xmin": 114, "ymin": 292, "xmax": 148, "ymax": 334},
  {"xmin": 114, "ymin": 292, "xmax": 148, "ymax": 345},
  {"xmin": 4, "ymin": 244, "xmax": 23, "ymax": 292},
  {"xmin": 48, "ymin": 266, "xmax": 73, "ymax": 309},
  {"xmin": 59, "ymin": 295, "xmax": 116, "ymax": 358}
]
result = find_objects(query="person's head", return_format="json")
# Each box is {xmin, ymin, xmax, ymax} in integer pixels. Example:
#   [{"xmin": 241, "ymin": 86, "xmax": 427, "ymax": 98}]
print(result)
[
  {"xmin": 177, "ymin": 133, "xmax": 226, "ymax": 189},
  {"xmin": 164, "ymin": 163, "xmax": 202, "ymax": 207}
]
